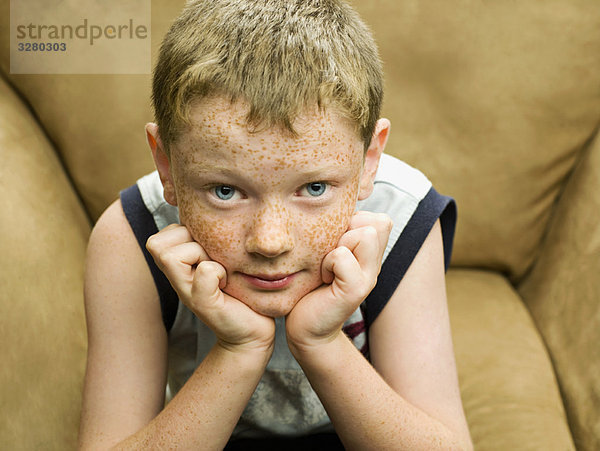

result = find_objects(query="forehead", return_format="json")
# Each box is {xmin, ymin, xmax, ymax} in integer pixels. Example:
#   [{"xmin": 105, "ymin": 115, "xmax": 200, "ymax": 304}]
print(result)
[{"xmin": 171, "ymin": 96, "xmax": 364, "ymax": 169}]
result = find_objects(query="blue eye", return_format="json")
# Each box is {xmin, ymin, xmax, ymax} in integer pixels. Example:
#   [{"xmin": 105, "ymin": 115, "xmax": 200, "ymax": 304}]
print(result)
[
  {"xmin": 305, "ymin": 182, "xmax": 327, "ymax": 197},
  {"xmin": 214, "ymin": 185, "xmax": 236, "ymax": 200}
]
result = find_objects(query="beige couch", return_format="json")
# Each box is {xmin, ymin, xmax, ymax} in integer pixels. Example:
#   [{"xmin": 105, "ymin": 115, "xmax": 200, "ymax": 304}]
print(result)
[{"xmin": 1, "ymin": 0, "xmax": 598, "ymax": 449}]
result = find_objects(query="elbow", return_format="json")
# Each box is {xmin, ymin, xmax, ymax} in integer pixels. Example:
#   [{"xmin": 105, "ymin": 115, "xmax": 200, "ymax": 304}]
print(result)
[
  {"xmin": 458, "ymin": 438, "xmax": 474, "ymax": 451},
  {"xmin": 433, "ymin": 421, "xmax": 473, "ymax": 451},
  {"xmin": 450, "ymin": 427, "xmax": 474, "ymax": 451}
]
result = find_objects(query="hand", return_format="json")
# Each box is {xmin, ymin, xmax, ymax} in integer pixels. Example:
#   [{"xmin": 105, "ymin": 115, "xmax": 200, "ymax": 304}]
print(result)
[
  {"xmin": 146, "ymin": 224, "xmax": 275, "ymax": 353},
  {"xmin": 285, "ymin": 211, "xmax": 392, "ymax": 352}
]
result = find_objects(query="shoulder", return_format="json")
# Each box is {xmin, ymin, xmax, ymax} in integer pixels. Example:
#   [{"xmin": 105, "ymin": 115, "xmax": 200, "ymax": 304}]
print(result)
[
  {"xmin": 88, "ymin": 198, "xmax": 139, "ymax": 265},
  {"xmin": 357, "ymin": 153, "xmax": 448, "ymax": 260},
  {"xmin": 88, "ymin": 198, "xmax": 147, "ymax": 270},
  {"xmin": 85, "ymin": 198, "xmax": 160, "ymax": 317},
  {"xmin": 360, "ymin": 153, "xmax": 456, "ymax": 265},
  {"xmin": 89, "ymin": 197, "xmax": 138, "ymax": 248},
  {"xmin": 120, "ymin": 171, "xmax": 180, "ymax": 232},
  {"xmin": 359, "ymin": 155, "xmax": 457, "ymax": 326}
]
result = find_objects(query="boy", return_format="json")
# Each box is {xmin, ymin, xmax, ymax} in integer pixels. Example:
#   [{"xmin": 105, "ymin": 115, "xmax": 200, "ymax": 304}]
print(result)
[{"xmin": 79, "ymin": 0, "xmax": 472, "ymax": 449}]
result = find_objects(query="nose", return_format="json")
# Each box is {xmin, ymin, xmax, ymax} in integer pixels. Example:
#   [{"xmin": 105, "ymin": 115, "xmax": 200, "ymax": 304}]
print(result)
[{"xmin": 245, "ymin": 201, "xmax": 294, "ymax": 258}]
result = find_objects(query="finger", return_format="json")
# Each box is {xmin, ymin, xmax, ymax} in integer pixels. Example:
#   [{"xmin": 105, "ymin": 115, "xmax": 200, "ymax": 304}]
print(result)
[
  {"xmin": 158, "ymin": 241, "xmax": 208, "ymax": 270},
  {"xmin": 146, "ymin": 224, "xmax": 193, "ymax": 255},
  {"xmin": 321, "ymin": 246, "xmax": 359, "ymax": 283},
  {"xmin": 349, "ymin": 211, "xmax": 392, "ymax": 239},
  {"xmin": 191, "ymin": 261, "xmax": 227, "ymax": 311},
  {"xmin": 194, "ymin": 260, "xmax": 227, "ymax": 298},
  {"xmin": 147, "ymin": 226, "xmax": 210, "ymax": 265},
  {"xmin": 348, "ymin": 211, "xmax": 392, "ymax": 263},
  {"xmin": 321, "ymin": 246, "xmax": 369, "ymax": 302},
  {"xmin": 349, "ymin": 211, "xmax": 391, "ymax": 229},
  {"xmin": 337, "ymin": 226, "xmax": 380, "ymax": 277},
  {"xmin": 152, "ymin": 241, "xmax": 208, "ymax": 298}
]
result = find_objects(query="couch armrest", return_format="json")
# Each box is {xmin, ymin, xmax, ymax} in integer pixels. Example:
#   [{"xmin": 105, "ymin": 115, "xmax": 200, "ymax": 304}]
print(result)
[
  {"xmin": 0, "ymin": 74, "xmax": 91, "ymax": 449},
  {"xmin": 518, "ymin": 129, "xmax": 600, "ymax": 451}
]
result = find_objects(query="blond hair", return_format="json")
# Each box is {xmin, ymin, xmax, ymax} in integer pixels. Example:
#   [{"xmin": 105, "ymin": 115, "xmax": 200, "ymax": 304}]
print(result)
[{"xmin": 152, "ymin": 0, "xmax": 383, "ymax": 153}]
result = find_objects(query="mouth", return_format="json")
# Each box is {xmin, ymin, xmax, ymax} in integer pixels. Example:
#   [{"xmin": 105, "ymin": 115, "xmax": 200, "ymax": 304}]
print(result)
[{"xmin": 240, "ymin": 271, "xmax": 299, "ymax": 290}]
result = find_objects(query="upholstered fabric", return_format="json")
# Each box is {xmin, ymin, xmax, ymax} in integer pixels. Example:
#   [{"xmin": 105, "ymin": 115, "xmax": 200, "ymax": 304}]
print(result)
[
  {"xmin": 0, "ymin": 76, "xmax": 89, "ymax": 449},
  {"xmin": 1, "ymin": 0, "xmax": 598, "ymax": 279},
  {"xmin": 0, "ymin": 0, "xmax": 166, "ymax": 220},
  {"xmin": 349, "ymin": 0, "xmax": 600, "ymax": 283},
  {"xmin": 518, "ymin": 132, "xmax": 600, "ymax": 450},
  {"xmin": 447, "ymin": 269, "xmax": 574, "ymax": 450},
  {"xmin": 0, "ymin": 0, "xmax": 598, "ymax": 449}
]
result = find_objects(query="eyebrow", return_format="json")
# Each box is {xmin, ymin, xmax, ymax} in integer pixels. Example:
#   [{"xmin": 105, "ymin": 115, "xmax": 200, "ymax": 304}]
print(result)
[
  {"xmin": 181, "ymin": 165, "xmax": 245, "ymax": 183},
  {"xmin": 182, "ymin": 163, "xmax": 348, "ymax": 182},
  {"xmin": 186, "ymin": 166, "xmax": 238, "ymax": 175}
]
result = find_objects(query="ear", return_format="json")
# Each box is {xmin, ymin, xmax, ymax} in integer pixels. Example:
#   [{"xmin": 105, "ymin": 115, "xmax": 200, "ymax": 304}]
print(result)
[
  {"xmin": 146, "ymin": 122, "xmax": 178, "ymax": 206},
  {"xmin": 358, "ymin": 118, "xmax": 390, "ymax": 200}
]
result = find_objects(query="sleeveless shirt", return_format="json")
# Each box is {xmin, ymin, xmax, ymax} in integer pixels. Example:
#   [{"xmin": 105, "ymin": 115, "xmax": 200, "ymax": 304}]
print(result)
[{"xmin": 120, "ymin": 153, "xmax": 456, "ymax": 439}]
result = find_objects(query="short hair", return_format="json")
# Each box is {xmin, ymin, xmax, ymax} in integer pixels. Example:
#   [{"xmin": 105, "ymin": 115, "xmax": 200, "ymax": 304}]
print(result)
[{"xmin": 152, "ymin": 0, "xmax": 383, "ymax": 154}]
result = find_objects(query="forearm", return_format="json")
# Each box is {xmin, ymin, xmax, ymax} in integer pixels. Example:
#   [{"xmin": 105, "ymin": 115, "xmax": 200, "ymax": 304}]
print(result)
[
  {"xmin": 114, "ymin": 342, "xmax": 272, "ymax": 450},
  {"xmin": 290, "ymin": 334, "xmax": 469, "ymax": 451}
]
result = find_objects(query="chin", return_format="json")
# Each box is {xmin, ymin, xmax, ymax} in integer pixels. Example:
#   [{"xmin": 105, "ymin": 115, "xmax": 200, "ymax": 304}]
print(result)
[
  {"xmin": 223, "ymin": 285, "xmax": 306, "ymax": 318},
  {"xmin": 250, "ymin": 303, "xmax": 296, "ymax": 318},
  {"xmin": 242, "ymin": 294, "xmax": 300, "ymax": 318}
]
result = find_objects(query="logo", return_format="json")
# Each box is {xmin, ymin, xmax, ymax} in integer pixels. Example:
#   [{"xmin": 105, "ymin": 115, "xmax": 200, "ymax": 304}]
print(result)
[{"xmin": 10, "ymin": 0, "xmax": 151, "ymax": 74}]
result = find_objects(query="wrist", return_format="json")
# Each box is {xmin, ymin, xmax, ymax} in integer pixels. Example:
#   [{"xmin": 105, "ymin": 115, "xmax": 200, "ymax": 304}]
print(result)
[
  {"xmin": 287, "ymin": 329, "xmax": 347, "ymax": 363},
  {"xmin": 215, "ymin": 337, "xmax": 274, "ymax": 364}
]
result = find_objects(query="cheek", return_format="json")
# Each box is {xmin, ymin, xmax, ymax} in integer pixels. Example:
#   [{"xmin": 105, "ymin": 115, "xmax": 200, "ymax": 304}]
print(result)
[
  {"xmin": 303, "ymin": 185, "xmax": 358, "ymax": 258},
  {"xmin": 176, "ymin": 191, "xmax": 242, "ymax": 261},
  {"xmin": 187, "ymin": 218, "xmax": 242, "ymax": 262}
]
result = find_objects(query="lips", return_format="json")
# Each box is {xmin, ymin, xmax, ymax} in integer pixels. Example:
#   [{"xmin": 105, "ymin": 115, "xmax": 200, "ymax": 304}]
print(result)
[{"xmin": 240, "ymin": 272, "xmax": 299, "ymax": 290}]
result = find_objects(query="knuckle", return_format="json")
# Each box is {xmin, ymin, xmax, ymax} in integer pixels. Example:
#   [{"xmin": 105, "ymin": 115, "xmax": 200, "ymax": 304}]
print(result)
[
  {"xmin": 196, "ymin": 260, "xmax": 224, "ymax": 282},
  {"xmin": 196, "ymin": 260, "xmax": 215, "ymax": 274},
  {"xmin": 364, "ymin": 225, "xmax": 378, "ymax": 237},
  {"xmin": 145, "ymin": 234, "xmax": 159, "ymax": 253},
  {"xmin": 157, "ymin": 248, "xmax": 179, "ymax": 267},
  {"xmin": 384, "ymin": 216, "xmax": 393, "ymax": 231},
  {"xmin": 375, "ymin": 212, "xmax": 393, "ymax": 229},
  {"xmin": 334, "ymin": 245, "xmax": 352, "ymax": 259},
  {"xmin": 358, "ymin": 225, "xmax": 378, "ymax": 243}
]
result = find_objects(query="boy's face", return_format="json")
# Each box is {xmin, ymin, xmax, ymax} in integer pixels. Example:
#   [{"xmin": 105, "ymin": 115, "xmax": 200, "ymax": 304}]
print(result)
[{"xmin": 152, "ymin": 96, "xmax": 385, "ymax": 318}]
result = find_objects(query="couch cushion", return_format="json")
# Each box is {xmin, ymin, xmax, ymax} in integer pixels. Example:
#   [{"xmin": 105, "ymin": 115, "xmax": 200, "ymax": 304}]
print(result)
[
  {"xmin": 0, "ymin": 76, "xmax": 90, "ymax": 449},
  {"xmin": 447, "ymin": 268, "xmax": 574, "ymax": 450},
  {"xmin": 518, "ymin": 131, "xmax": 600, "ymax": 451}
]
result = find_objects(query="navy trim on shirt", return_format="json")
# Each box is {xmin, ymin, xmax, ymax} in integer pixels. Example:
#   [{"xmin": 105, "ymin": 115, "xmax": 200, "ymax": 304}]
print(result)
[
  {"xmin": 363, "ymin": 187, "xmax": 457, "ymax": 328},
  {"xmin": 120, "ymin": 184, "xmax": 179, "ymax": 331}
]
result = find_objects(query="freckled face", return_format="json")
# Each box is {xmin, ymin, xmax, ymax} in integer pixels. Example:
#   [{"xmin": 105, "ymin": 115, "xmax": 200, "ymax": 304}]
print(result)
[{"xmin": 169, "ymin": 97, "xmax": 367, "ymax": 317}]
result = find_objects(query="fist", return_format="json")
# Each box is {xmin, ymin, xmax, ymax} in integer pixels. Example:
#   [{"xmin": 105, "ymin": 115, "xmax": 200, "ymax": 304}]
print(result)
[
  {"xmin": 146, "ymin": 224, "xmax": 275, "ymax": 352},
  {"xmin": 286, "ymin": 211, "xmax": 392, "ymax": 350}
]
